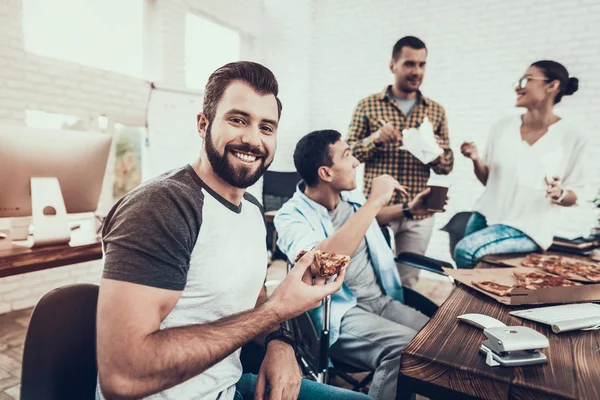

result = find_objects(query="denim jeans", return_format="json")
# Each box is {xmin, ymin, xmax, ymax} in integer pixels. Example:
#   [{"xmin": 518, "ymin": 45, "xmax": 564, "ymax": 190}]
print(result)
[
  {"xmin": 234, "ymin": 373, "xmax": 372, "ymax": 400},
  {"xmin": 454, "ymin": 212, "xmax": 540, "ymax": 269}
]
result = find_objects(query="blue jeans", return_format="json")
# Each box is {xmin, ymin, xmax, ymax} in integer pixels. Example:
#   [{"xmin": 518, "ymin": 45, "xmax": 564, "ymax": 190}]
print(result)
[
  {"xmin": 234, "ymin": 373, "xmax": 372, "ymax": 400},
  {"xmin": 454, "ymin": 213, "xmax": 540, "ymax": 269}
]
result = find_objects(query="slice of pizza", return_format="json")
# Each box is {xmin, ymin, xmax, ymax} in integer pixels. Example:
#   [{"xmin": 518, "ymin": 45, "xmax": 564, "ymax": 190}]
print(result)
[
  {"xmin": 295, "ymin": 250, "xmax": 351, "ymax": 277},
  {"xmin": 471, "ymin": 281, "xmax": 514, "ymax": 296},
  {"xmin": 521, "ymin": 253, "xmax": 545, "ymax": 268},
  {"xmin": 521, "ymin": 253, "xmax": 560, "ymax": 268},
  {"xmin": 513, "ymin": 271, "xmax": 581, "ymax": 290},
  {"xmin": 574, "ymin": 262, "xmax": 600, "ymax": 283},
  {"xmin": 542, "ymin": 260, "xmax": 580, "ymax": 279}
]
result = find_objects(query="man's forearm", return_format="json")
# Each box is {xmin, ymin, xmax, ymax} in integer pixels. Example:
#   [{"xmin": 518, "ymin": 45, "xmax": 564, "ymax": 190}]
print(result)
[
  {"xmin": 376, "ymin": 204, "xmax": 405, "ymax": 226},
  {"xmin": 100, "ymin": 303, "xmax": 281, "ymax": 399},
  {"xmin": 253, "ymin": 286, "xmax": 277, "ymax": 345},
  {"xmin": 314, "ymin": 200, "xmax": 380, "ymax": 256}
]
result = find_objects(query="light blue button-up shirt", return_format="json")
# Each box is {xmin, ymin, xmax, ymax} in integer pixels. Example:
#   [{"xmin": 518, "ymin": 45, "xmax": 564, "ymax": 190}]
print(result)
[{"xmin": 274, "ymin": 183, "xmax": 404, "ymax": 346}]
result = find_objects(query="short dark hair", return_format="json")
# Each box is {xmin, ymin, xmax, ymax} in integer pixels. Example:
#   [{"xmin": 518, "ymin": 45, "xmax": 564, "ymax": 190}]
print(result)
[
  {"xmin": 531, "ymin": 60, "xmax": 579, "ymax": 104},
  {"xmin": 294, "ymin": 130, "xmax": 342, "ymax": 187},
  {"xmin": 202, "ymin": 61, "xmax": 283, "ymax": 124},
  {"xmin": 392, "ymin": 36, "xmax": 427, "ymax": 60}
]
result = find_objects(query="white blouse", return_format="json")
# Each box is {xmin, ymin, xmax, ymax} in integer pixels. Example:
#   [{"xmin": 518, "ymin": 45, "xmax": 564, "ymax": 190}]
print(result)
[{"xmin": 473, "ymin": 114, "xmax": 589, "ymax": 250}]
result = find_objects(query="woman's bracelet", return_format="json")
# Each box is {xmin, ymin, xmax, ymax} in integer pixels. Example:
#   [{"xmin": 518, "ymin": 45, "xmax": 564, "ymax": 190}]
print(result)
[{"xmin": 554, "ymin": 189, "xmax": 568, "ymax": 204}]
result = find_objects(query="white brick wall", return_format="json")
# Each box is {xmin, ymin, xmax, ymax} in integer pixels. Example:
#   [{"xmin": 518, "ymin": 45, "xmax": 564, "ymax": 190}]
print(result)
[
  {"xmin": 0, "ymin": 0, "xmax": 264, "ymax": 314},
  {"xmin": 2, "ymin": 0, "xmax": 599, "ymax": 314},
  {"xmin": 259, "ymin": 0, "xmax": 313, "ymax": 172},
  {"xmin": 309, "ymin": 0, "xmax": 600, "ymax": 262}
]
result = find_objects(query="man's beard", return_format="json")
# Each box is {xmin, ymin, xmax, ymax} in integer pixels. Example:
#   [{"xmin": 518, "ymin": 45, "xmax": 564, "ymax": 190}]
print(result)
[
  {"xmin": 399, "ymin": 76, "xmax": 420, "ymax": 93},
  {"xmin": 204, "ymin": 125, "xmax": 272, "ymax": 189}
]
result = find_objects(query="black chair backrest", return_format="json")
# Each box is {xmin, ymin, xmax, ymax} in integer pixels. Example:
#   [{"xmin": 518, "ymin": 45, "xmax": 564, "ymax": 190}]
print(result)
[
  {"xmin": 21, "ymin": 284, "xmax": 99, "ymax": 400},
  {"xmin": 403, "ymin": 287, "xmax": 439, "ymax": 318},
  {"xmin": 263, "ymin": 171, "xmax": 301, "ymax": 260},
  {"xmin": 396, "ymin": 252, "xmax": 453, "ymax": 276},
  {"xmin": 440, "ymin": 211, "xmax": 474, "ymax": 259},
  {"xmin": 289, "ymin": 311, "xmax": 321, "ymax": 377},
  {"xmin": 262, "ymin": 170, "xmax": 301, "ymax": 212}
]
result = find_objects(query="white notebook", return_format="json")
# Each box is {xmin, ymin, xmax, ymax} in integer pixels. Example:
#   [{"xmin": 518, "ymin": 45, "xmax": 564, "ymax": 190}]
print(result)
[{"xmin": 510, "ymin": 303, "xmax": 600, "ymax": 333}]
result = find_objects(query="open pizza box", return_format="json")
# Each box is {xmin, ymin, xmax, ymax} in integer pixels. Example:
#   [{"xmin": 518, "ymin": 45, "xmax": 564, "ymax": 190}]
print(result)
[{"xmin": 443, "ymin": 266, "xmax": 600, "ymax": 306}]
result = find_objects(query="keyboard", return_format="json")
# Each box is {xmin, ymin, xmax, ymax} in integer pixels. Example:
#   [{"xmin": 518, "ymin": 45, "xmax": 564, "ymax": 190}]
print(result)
[{"xmin": 510, "ymin": 303, "xmax": 600, "ymax": 333}]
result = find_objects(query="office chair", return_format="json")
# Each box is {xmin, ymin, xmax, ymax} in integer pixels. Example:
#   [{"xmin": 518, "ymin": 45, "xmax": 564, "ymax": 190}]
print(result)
[
  {"xmin": 440, "ymin": 211, "xmax": 474, "ymax": 260},
  {"xmin": 262, "ymin": 171, "xmax": 301, "ymax": 259},
  {"xmin": 21, "ymin": 284, "xmax": 99, "ymax": 400},
  {"xmin": 288, "ymin": 226, "xmax": 453, "ymax": 393},
  {"xmin": 20, "ymin": 283, "xmax": 267, "ymax": 400}
]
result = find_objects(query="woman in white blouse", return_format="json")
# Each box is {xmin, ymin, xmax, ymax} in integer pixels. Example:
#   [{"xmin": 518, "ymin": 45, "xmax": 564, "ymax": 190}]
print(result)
[{"xmin": 454, "ymin": 60, "xmax": 588, "ymax": 268}]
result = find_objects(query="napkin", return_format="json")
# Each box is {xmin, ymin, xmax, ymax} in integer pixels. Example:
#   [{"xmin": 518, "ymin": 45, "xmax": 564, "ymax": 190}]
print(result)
[{"xmin": 401, "ymin": 117, "xmax": 443, "ymax": 164}]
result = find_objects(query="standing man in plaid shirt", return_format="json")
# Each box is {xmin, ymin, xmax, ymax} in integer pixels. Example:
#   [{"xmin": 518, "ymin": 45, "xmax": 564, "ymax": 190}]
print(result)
[{"xmin": 347, "ymin": 36, "xmax": 454, "ymax": 287}]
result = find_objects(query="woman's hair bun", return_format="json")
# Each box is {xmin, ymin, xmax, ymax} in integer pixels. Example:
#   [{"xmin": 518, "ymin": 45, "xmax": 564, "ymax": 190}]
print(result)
[{"xmin": 565, "ymin": 77, "xmax": 579, "ymax": 95}]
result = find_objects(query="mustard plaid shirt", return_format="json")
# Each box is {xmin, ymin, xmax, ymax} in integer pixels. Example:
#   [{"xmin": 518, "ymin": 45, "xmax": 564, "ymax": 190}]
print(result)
[{"xmin": 347, "ymin": 86, "xmax": 454, "ymax": 220}]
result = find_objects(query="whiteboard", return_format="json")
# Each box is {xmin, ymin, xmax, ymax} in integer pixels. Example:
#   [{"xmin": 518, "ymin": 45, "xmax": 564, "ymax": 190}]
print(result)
[{"xmin": 145, "ymin": 84, "xmax": 204, "ymax": 179}]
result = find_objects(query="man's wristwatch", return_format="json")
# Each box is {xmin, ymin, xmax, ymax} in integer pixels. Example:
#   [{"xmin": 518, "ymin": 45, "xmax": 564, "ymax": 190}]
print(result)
[
  {"xmin": 264, "ymin": 327, "xmax": 295, "ymax": 350},
  {"xmin": 402, "ymin": 205, "xmax": 413, "ymax": 219}
]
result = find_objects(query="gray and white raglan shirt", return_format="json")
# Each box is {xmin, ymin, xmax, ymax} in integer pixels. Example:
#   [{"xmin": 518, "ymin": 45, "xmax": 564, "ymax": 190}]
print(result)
[{"xmin": 96, "ymin": 164, "xmax": 268, "ymax": 400}]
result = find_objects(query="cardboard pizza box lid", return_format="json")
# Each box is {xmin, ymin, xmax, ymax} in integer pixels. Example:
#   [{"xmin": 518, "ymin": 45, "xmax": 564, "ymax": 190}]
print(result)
[{"xmin": 443, "ymin": 266, "xmax": 600, "ymax": 306}]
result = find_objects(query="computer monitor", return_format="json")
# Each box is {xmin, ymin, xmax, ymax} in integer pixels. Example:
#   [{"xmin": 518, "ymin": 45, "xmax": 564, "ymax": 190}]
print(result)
[{"xmin": 0, "ymin": 126, "xmax": 112, "ymax": 247}]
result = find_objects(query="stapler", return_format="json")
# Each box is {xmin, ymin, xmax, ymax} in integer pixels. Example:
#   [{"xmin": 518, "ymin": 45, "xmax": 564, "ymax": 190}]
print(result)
[
  {"xmin": 458, "ymin": 314, "xmax": 549, "ymax": 367},
  {"xmin": 479, "ymin": 326, "xmax": 549, "ymax": 366}
]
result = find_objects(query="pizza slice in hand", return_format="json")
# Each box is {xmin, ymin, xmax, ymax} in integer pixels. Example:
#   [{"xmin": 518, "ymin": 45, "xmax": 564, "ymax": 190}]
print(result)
[{"xmin": 295, "ymin": 250, "xmax": 351, "ymax": 277}]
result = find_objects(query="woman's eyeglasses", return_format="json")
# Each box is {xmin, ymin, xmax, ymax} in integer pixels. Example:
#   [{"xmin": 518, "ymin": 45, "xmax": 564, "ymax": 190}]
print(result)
[{"xmin": 514, "ymin": 77, "xmax": 549, "ymax": 90}]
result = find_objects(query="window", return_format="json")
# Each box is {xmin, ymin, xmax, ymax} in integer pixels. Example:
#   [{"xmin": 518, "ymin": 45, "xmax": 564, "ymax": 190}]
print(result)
[
  {"xmin": 185, "ymin": 13, "xmax": 240, "ymax": 89},
  {"xmin": 22, "ymin": 0, "xmax": 144, "ymax": 77},
  {"xmin": 113, "ymin": 124, "xmax": 144, "ymax": 202},
  {"xmin": 25, "ymin": 110, "xmax": 143, "ymax": 210}
]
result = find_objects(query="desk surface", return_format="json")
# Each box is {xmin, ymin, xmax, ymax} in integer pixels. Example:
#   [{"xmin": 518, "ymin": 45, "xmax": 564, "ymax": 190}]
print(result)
[
  {"xmin": 399, "ymin": 261, "xmax": 600, "ymax": 400},
  {"xmin": 0, "ymin": 210, "xmax": 278, "ymax": 279},
  {"xmin": 0, "ymin": 239, "xmax": 102, "ymax": 278}
]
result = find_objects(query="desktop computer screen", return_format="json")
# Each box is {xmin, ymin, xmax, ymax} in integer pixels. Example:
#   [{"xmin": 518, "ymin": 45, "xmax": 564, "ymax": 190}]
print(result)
[{"xmin": 0, "ymin": 126, "xmax": 112, "ymax": 246}]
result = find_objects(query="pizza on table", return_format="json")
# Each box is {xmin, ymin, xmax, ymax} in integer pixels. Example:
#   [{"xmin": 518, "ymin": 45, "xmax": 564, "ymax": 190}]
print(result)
[{"xmin": 473, "ymin": 253, "xmax": 598, "ymax": 297}]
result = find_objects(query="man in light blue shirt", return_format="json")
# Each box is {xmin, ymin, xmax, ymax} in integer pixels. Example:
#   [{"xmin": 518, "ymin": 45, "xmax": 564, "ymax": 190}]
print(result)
[{"xmin": 275, "ymin": 129, "xmax": 440, "ymax": 400}]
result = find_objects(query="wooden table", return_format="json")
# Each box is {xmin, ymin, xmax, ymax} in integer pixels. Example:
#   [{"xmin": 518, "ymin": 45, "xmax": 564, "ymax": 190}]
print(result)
[
  {"xmin": 0, "ymin": 239, "xmax": 102, "ymax": 278},
  {"xmin": 398, "ymin": 261, "xmax": 600, "ymax": 400}
]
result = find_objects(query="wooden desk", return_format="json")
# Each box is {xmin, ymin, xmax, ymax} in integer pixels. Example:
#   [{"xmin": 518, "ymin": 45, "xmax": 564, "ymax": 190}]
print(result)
[
  {"xmin": 0, "ymin": 240, "xmax": 102, "ymax": 278},
  {"xmin": 398, "ymin": 262, "xmax": 600, "ymax": 399},
  {"xmin": 0, "ymin": 210, "xmax": 277, "ymax": 278}
]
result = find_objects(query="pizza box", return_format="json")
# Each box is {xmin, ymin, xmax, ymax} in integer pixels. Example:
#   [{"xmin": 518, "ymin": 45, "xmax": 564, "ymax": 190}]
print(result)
[{"xmin": 443, "ymin": 266, "xmax": 600, "ymax": 306}]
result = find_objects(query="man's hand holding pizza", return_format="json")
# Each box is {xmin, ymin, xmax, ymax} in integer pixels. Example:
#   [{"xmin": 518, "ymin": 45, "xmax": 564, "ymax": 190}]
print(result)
[{"xmin": 267, "ymin": 251, "xmax": 347, "ymax": 321}]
